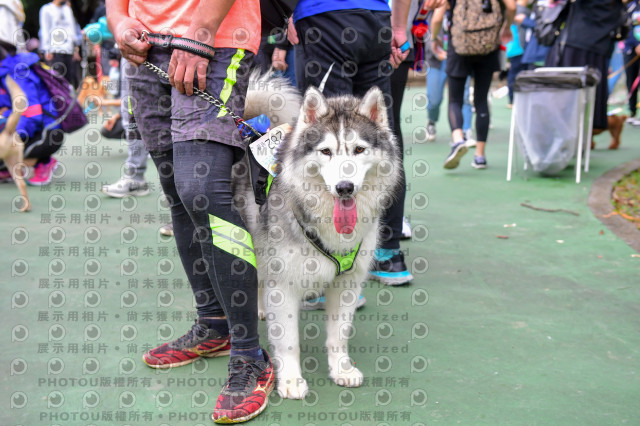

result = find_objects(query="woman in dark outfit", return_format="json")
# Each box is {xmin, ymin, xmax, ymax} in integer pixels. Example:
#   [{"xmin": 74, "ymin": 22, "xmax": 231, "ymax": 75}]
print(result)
[
  {"xmin": 431, "ymin": 0, "xmax": 516, "ymax": 170},
  {"xmin": 545, "ymin": 0, "xmax": 626, "ymax": 132}
]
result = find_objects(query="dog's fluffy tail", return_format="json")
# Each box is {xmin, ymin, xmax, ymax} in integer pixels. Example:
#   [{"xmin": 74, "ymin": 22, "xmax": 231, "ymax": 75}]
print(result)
[{"xmin": 244, "ymin": 68, "xmax": 301, "ymax": 127}]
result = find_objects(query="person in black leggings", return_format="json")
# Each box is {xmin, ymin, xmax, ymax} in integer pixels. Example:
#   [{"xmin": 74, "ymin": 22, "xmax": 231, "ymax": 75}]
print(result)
[
  {"xmin": 430, "ymin": 1, "xmax": 515, "ymax": 169},
  {"xmin": 447, "ymin": 67, "xmax": 494, "ymax": 167}
]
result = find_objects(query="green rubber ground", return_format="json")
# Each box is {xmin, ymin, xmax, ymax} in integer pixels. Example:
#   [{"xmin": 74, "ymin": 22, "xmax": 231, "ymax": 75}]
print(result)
[{"xmin": 2, "ymin": 81, "xmax": 639, "ymax": 425}]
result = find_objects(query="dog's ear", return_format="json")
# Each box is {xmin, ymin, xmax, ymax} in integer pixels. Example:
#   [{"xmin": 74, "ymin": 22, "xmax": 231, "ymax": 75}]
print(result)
[
  {"xmin": 359, "ymin": 86, "xmax": 388, "ymax": 128},
  {"xmin": 300, "ymin": 86, "xmax": 329, "ymax": 124}
]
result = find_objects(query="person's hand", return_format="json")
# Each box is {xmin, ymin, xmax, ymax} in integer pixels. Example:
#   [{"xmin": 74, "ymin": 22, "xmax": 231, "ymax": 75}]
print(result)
[
  {"xmin": 73, "ymin": 50, "xmax": 81, "ymax": 62},
  {"xmin": 514, "ymin": 13, "xmax": 525, "ymax": 25},
  {"xmin": 44, "ymin": 52, "xmax": 54, "ymax": 62},
  {"xmin": 287, "ymin": 17, "xmax": 298, "ymax": 45},
  {"xmin": 103, "ymin": 113, "xmax": 121, "ymax": 131},
  {"xmin": 390, "ymin": 28, "xmax": 410, "ymax": 69},
  {"xmin": 431, "ymin": 39, "xmax": 447, "ymax": 61},
  {"xmin": 112, "ymin": 17, "xmax": 151, "ymax": 65},
  {"xmin": 272, "ymin": 48, "xmax": 288, "ymax": 71},
  {"xmin": 422, "ymin": 0, "xmax": 446, "ymax": 8},
  {"xmin": 500, "ymin": 25, "xmax": 513, "ymax": 45},
  {"xmin": 635, "ymin": 44, "xmax": 640, "ymax": 57},
  {"xmin": 168, "ymin": 49, "xmax": 210, "ymax": 96}
]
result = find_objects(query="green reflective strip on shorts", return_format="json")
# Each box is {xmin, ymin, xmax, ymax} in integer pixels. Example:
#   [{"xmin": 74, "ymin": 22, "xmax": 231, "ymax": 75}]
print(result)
[
  {"xmin": 208, "ymin": 214, "xmax": 256, "ymax": 268},
  {"xmin": 217, "ymin": 49, "xmax": 246, "ymax": 118},
  {"xmin": 127, "ymin": 96, "xmax": 133, "ymax": 115}
]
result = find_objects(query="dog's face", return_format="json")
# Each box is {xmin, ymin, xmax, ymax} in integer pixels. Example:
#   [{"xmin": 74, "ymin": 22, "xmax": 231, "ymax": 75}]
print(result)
[
  {"xmin": 287, "ymin": 87, "xmax": 398, "ymax": 198},
  {"xmin": 279, "ymin": 87, "xmax": 400, "ymax": 233}
]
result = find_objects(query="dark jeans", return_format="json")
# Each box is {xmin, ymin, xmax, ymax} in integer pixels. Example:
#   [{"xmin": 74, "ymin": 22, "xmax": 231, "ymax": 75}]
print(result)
[
  {"xmin": 151, "ymin": 141, "xmax": 259, "ymax": 350},
  {"xmin": 295, "ymin": 9, "xmax": 405, "ymax": 249},
  {"xmin": 507, "ymin": 54, "xmax": 526, "ymax": 104}
]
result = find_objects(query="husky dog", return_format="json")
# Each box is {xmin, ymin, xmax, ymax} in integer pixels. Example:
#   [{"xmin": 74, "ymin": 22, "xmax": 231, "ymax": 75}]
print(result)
[{"xmin": 235, "ymin": 81, "xmax": 402, "ymax": 399}]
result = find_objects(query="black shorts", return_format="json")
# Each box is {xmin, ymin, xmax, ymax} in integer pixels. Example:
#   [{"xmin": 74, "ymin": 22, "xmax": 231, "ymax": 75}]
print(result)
[
  {"xmin": 127, "ymin": 47, "xmax": 254, "ymax": 153},
  {"xmin": 446, "ymin": 46, "xmax": 501, "ymax": 79},
  {"xmin": 295, "ymin": 9, "xmax": 393, "ymax": 99}
]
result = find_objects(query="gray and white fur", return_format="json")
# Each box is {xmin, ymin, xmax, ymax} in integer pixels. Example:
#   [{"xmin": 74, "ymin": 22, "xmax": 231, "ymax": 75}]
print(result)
[{"xmin": 235, "ymin": 74, "xmax": 402, "ymax": 399}]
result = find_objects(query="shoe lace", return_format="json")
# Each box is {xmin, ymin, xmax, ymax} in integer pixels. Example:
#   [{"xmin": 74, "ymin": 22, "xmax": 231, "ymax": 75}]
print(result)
[
  {"xmin": 169, "ymin": 321, "xmax": 208, "ymax": 348},
  {"xmin": 225, "ymin": 357, "xmax": 265, "ymax": 393}
]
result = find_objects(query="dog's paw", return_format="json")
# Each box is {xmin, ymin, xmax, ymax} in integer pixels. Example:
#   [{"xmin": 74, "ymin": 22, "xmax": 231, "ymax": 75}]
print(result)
[
  {"xmin": 330, "ymin": 367, "xmax": 363, "ymax": 388},
  {"xmin": 277, "ymin": 376, "xmax": 309, "ymax": 399}
]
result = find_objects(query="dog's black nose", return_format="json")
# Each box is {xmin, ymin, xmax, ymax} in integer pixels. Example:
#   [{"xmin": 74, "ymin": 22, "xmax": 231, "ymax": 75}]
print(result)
[{"xmin": 336, "ymin": 181, "xmax": 354, "ymax": 196}]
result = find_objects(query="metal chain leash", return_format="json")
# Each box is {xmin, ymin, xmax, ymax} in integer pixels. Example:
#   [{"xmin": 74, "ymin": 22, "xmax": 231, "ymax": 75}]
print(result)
[{"xmin": 141, "ymin": 60, "xmax": 263, "ymax": 138}]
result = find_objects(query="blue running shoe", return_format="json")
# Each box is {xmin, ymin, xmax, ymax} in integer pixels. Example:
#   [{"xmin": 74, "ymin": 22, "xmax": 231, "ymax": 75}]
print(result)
[
  {"xmin": 444, "ymin": 141, "xmax": 468, "ymax": 169},
  {"xmin": 369, "ymin": 251, "xmax": 413, "ymax": 286},
  {"xmin": 301, "ymin": 294, "xmax": 367, "ymax": 310},
  {"xmin": 472, "ymin": 155, "xmax": 487, "ymax": 169}
]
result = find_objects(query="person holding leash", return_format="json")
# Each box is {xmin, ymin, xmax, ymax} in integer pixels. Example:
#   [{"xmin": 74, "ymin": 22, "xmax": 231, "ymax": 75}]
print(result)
[{"xmin": 106, "ymin": 0, "xmax": 269, "ymax": 423}]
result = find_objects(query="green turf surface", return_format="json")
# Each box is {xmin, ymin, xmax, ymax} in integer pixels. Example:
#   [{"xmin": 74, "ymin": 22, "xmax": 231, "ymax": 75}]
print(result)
[{"xmin": 1, "ymin": 83, "xmax": 639, "ymax": 425}]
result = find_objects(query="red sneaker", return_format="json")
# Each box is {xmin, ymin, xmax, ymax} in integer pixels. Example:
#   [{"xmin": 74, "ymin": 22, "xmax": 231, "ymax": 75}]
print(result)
[
  {"xmin": 142, "ymin": 320, "xmax": 230, "ymax": 368},
  {"xmin": 28, "ymin": 158, "xmax": 58, "ymax": 186},
  {"xmin": 212, "ymin": 349, "xmax": 275, "ymax": 423}
]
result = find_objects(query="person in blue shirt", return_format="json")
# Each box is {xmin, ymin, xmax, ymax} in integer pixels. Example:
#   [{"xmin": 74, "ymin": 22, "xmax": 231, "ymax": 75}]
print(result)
[{"xmin": 292, "ymin": 0, "xmax": 445, "ymax": 286}]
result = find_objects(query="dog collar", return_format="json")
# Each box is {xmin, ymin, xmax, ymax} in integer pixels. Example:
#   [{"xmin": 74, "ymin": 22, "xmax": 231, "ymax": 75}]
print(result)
[{"xmin": 294, "ymin": 215, "xmax": 362, "ymax": 276}]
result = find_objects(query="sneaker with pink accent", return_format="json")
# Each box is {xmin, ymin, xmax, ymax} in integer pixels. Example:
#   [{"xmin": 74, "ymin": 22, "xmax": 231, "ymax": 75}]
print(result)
[{"xmin": 28, "ymin": 158, "xmax": 57, "ymax": 186}]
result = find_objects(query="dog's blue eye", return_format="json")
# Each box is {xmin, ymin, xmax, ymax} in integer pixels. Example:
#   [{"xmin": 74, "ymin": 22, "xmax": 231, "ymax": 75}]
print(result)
[
  {"xmin": 354, "ymin": 146, "xmax": 365, "ymax": 155},
  {"xmin": 320, "ymin": 148, "xmax": 331, "ymax": 156}
]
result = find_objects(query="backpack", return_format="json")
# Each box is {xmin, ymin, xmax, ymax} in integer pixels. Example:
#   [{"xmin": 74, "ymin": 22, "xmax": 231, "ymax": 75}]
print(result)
[
  {"xmin": 260, "ymin": 0, "xmax": 299, "ymax": 36},
  {"xmin": 533, "ymin": 0, "xmax": 571, "ymax": 47},
  {"xmin": 32, "ymin": 63, "xmax": 87, "ymax": 133},
  {"xmin": 451, "ymin": 0, "xmax": 504, "ymax": 56}
]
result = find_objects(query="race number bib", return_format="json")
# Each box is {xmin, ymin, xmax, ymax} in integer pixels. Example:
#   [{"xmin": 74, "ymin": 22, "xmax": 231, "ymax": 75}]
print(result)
[{"xmin": 248, "ymin": 124, "xmax": 291, "ymax": 177}]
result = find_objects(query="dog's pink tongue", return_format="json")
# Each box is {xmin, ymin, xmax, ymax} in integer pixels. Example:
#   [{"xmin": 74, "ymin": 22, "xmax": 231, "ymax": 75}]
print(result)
[{"xmin": 333, "ymin": 198, "xmax": 357, "ymax": 234}]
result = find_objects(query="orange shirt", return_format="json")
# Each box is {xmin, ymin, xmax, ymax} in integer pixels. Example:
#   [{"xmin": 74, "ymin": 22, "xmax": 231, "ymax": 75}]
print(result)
[{"xmin": 129, "ymin": 0, "xmax": 261, "ymax": 54}]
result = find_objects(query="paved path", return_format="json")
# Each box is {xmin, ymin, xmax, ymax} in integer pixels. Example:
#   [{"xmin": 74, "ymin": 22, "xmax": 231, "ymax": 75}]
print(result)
[{"xmin": 1, "ymin": 84, "xmax": 639, "ymax": 425}]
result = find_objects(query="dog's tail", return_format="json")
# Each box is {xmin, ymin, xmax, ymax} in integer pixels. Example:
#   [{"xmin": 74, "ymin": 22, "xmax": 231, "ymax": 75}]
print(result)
[{"xmin": 244, "ymin": 68, "xmax": 301, "ymax": 128}]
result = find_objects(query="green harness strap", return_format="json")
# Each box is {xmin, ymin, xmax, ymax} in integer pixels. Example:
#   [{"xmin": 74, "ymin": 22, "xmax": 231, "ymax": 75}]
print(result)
[
  {"xmin": 264, "ymin": 178, "xmax": 361, "ymax": 276},
  {"xmin": 294, "ymin": 215, "xmax": 362, "ymax": 276}
]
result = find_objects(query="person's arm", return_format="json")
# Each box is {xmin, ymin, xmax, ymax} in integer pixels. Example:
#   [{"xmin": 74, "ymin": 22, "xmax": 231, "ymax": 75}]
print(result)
[
  {"xmin": 106, "ymin": 0, "xmax": 150, "ymax": 65},
  {"xmin": 169, "ymin": 0, "xmax": 236, "ymax": 95},
  {"xmin": 390, "ymin": 0, "xmax": 411, "ymax": 68},
  {"xmin": 429, "ymin": 4, "xmax": 447, "ymax": 61},
  {"xmin": 501, "ymin": 0, "xmax": 517, "ymax": 43},
  {"xmin": 40, "ymin": 5, "xmax": 52, "ymax": 59},
  {"xmin": 502, "ymin": 0, "xmax": 516, "ymax": 29},
  {"xmin": 429, "ymin": 3, "xmax": 446, "ymax": 39},
  {"xmin": 391, "ymin": 0, "xmax": 446, "ymax": 67}
]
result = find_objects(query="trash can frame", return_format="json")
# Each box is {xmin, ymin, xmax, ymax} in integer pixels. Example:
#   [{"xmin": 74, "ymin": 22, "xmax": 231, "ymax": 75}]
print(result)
[{"xmin": 507, "ymin": 67, "xmax": 598, "ymax": 183}]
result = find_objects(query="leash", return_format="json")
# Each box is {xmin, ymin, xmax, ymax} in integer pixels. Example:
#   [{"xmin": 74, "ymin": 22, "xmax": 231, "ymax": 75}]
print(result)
[
  {"xmin": 139, "ymin": 31, "xmax": 263, "ymax": 138},
  {"xmin": 608, "ymin": 54, "xmax": 639, "ymax": 80}
]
